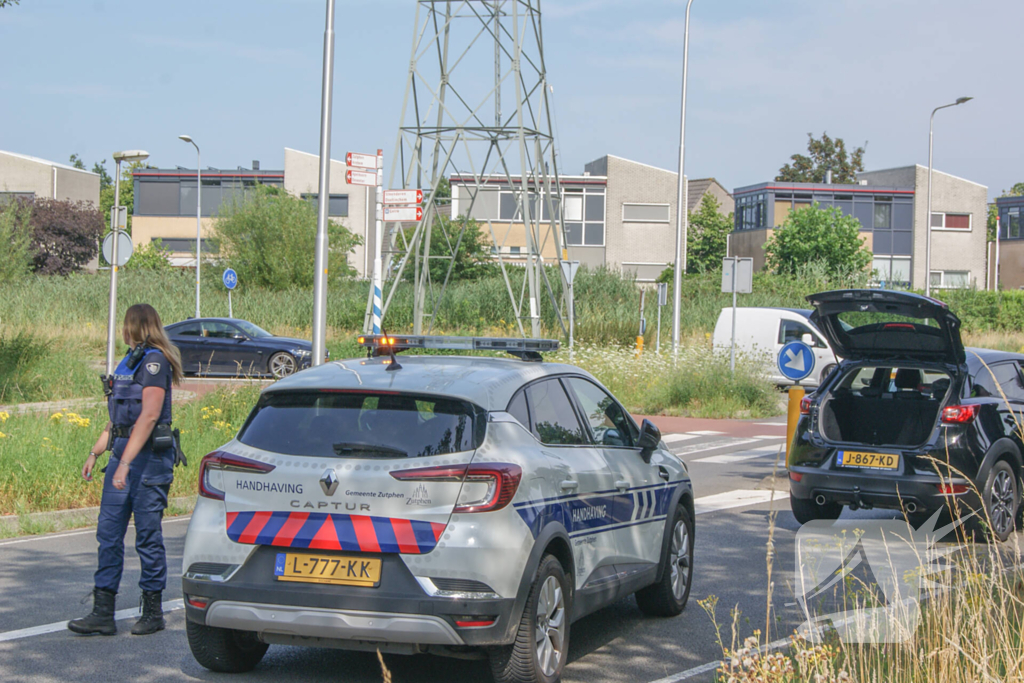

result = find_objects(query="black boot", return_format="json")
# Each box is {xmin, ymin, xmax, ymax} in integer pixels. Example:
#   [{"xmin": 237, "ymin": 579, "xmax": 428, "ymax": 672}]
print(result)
[
  {"xmin": 131, "ymin": 590, "xmax": 165, "ymax": 635},
  {"xmin": 68, "ymin": 588, "xmax": 117, "ymax": 636}
]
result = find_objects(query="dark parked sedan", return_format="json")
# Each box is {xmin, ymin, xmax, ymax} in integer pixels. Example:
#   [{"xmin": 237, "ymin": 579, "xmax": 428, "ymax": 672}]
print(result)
[
  {"xmin": 788, "ymin": 289, "xmax": 1024, "ymax": 541},
  {"xmin": 165, "ymin": 318, "xmax": 316, "ymax": 379}
]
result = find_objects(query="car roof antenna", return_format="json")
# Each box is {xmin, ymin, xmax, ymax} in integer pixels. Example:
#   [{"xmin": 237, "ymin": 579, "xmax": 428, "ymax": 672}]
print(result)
[{"xmin": 381, "ymin": 327, "xmax": 402, "ymax": 372}]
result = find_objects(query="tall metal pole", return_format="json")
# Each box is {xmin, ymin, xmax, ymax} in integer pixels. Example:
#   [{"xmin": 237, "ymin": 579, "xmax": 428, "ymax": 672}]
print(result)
[
  {"xmin": 672, "ymin": 0, "xmax": 695, "ymax": 356},
  {"xmin": 195, "ymin": 149, "xmax": 202, "ymax": 318},
  {"xmin": 105, "ymin": 160, "xmax": 123, "ymax": 375},
  {"xmin": 924, "ymin": 96, "xmax": 972, "ymax": 297},
  {"xmin": 311, "ymin": 0, "xmax": 336, "ymax": 366}
]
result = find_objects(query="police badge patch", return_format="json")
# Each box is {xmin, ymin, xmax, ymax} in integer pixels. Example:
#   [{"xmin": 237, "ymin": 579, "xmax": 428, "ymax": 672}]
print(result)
[{"xmin": 146, "ymin": 362, "xmax": 161, "ymax": 375}]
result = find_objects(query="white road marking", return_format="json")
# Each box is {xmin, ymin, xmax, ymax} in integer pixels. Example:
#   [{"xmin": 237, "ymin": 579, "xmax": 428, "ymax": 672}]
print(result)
[
  {"xmin": 672, "ymin": 438, "xmax": 762, "ymax": 457},
  {"xmin": 752, "ymin": 434, "xmax": 786, "ymax": 439},
  {"xmin": 0, "ymin": 516, "xmax": 192, "ymax": 548},
  {"xmin": 687, "ymin": 430, "xmax": 725, "ymax": 436},
  {"xmin": 0, "ymin": 599, "xmax": 185, "ymax": 643},
  {"xmin": 693, "ymin": 489, "xmax": 788, "ymax": 515},
  {"xmin": 755, "ymin": 422, "xmax": 785, "ymax": 426},
  {"xmin": 662, "ymin": 433, "xmax": 699, "ymax": 445},
  {"xmin": 696, "ymin": 447, "xmax": 783, "ymax": 464}
]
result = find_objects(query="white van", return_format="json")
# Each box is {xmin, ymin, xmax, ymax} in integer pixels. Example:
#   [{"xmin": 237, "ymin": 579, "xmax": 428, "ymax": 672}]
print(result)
[{"xmin": 712, "ymin": 307, "xmax": 839, "ymax": 386}]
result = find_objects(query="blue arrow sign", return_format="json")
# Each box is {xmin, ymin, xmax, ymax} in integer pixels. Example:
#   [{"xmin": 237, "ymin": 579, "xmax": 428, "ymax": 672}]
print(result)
[
  {"xmin": 222, "ymin": 268, "xmax": 238, "ymax": 290},
  {"xmin": 777, "ymin": 341, "xmax": 815, "ymax": 382}
]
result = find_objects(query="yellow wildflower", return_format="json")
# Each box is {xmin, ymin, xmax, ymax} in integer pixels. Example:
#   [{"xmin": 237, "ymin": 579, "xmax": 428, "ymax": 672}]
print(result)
[
  {"xmin": 0, "ymin": 411, "xmax": 9, "ymax": 423},
  {"xmin": 0, "ymin": 431, "xmax": 6, "ymax": 438},
  {"xmin": 50, "ymin": 412, "xmax": 64, "ymax": 422}
]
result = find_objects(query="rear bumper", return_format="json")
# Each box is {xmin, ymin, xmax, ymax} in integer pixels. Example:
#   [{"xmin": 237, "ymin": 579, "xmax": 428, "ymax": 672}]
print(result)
[
  {"xmin": 183, "ymin": 546, "xmax": 518, "ymax": 648},
  {"xmin": 205, "ymin": 601, "xmax": 464, "ymax": 646},
  {"xmin": 789, "ymin": 466, "xmax": 974, "ymax": 512}
]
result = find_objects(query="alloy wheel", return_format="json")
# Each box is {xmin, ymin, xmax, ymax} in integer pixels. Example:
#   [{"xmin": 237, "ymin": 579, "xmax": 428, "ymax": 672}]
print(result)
[
  {"xmin": 270, "ymin": 353, "xmax": 296, "ymax": 379},
  {"xmin": 669, "ymin": 519, "xmax": 692, "ymax": 600},
  {"xmin": 534, "ymin": 575, "xmax": 566, "ymax": 677},
  {"xmin": 989, "ymin": 469, "xmax": 1016, "ymax": 536}
]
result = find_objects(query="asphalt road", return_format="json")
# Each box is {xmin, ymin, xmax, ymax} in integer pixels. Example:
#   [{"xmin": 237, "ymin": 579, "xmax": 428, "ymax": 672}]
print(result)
[{"xmin": 0, "ymin": 420, "xmax": 913, "ymax": 683}]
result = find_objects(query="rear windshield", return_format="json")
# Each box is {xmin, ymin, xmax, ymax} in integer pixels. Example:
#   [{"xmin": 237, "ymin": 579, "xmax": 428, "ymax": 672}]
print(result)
[
  {"xmin": 237, "ymin": 391, "xmax": 485, "ymax": 458},
  {"xmin": 836, "ymin": 311, "xmax": 940, "ymax": 332},
  {"xmin": 835, "ymin": 365, "xmax": 951, "ymax": 399}
]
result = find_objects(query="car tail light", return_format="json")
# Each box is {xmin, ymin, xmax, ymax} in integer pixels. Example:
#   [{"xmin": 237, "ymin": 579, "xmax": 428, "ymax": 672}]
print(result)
[
  {"xmin": 454, "ymin": 617, "xmax": 496, "ymax": 628},
  {"xmin": 789, "ymin": 471, "xmax": 803, "ymax": 482},
  {"xmin": 800, "ymin": 396, "xmax": 812, "ymax": 415},
  {"xmin": 390, "ymin": 463, "xmax": 523, "ymax": 513},
  {"xmin": 186, "ymin": 596, "xmax": 209, "ymax": 609},
  {"xmin": 937, "ymin": 483, "xmax": 969, "ymax": 495},
  {"xmin": 198, "ymin": 451, "xmax": 276, "ymax": 500},
  {"xmin": 941, "ymin": 405, "xmax": 978, "ymax": 425}
]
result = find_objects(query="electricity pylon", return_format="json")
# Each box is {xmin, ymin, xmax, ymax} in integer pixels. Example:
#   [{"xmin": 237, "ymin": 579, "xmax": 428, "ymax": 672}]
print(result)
[{"xmin": 380, "ymin": 0, "xmax": 568, "ymax": 338}]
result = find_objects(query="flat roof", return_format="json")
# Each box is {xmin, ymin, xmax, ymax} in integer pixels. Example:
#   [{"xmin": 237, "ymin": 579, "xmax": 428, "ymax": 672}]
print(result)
[
  {"xmin": 734, "ymin": 181, "xmax": 913, "ymax": 196},
  {"xmin": 450, "ymin": 175, "xmax": 607, "ymax": 186},
  {"xmin": 0, "ymin": 150, "xmax": 100, "ymax": 176},
  {"xmin": 133, "ymin": 168, "xmax": 284, "ymax": 179}
]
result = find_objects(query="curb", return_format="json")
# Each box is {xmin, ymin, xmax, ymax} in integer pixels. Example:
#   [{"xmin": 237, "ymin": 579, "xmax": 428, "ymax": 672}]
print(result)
[{"xmin": 0, "ymin": 496, "xmax": 197, "ymax": 537}]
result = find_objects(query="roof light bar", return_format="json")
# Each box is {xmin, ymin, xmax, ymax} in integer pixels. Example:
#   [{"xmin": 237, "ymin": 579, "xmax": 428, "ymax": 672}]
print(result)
[{"xmin": 356, "ymin": 335, "xmax": 559, "ymax": 361}]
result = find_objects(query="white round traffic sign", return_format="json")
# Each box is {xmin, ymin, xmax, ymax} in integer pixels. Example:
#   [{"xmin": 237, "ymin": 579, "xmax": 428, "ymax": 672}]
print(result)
[{"xmin": 101, "ymin": 230, "xmax": 133, "ymax": 267}]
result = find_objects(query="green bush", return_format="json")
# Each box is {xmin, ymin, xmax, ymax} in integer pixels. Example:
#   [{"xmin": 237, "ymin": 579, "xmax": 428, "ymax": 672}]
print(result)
[
  {"xmin": 0, "ymin": 199, "xmax": 33, "ymax": 284},
  {"xmin": 0, "ymin": 330, "xmax": 53, "ymax": 403},
  {"xmin": 123, "ymin": 239, "xmax": 173, "ymax": 272}
]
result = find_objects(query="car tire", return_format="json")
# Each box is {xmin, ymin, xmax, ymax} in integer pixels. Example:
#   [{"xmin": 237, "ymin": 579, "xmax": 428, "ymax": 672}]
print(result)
[
  {"xmin": 268, "ymin": 352, "xmax": 297, "ymax": 379},
  {"xmin": 790, "ymin": 495, "xmax": 842, "ymax": 525},
  {"xmin": 819, "ymin": 364, "xmax": 837, "ymax": 384},
  {"xmin": 489, "ymin": 555, "xmax": 570, "ymax": 683},
  {"xmin": 979, "ymin": 460, "xmax": 1019, "ymax": 542},
  {"xmin": 636, "ymin": 504, "xmax": 694, "ymax": 618},
  {"xmin": 186, "ymin": 620, "xmax": 268, "ymax": 673}
]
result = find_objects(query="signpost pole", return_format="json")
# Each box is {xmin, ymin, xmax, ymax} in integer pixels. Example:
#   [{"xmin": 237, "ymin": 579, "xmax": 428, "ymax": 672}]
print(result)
[
  {"xmin": 310, "ymin": 0, "xmax": 336, "ymax": 368},
  {"xmin": 372, "ymin": 149, "xmax": 384, "ymax": 335},
  {"xmin": 104, "ymin": 160, "xmax": 123, "ymax": 376},
  {"xmin": 228, "ymin": 290, "xmax": 233, "ymax": 319}
]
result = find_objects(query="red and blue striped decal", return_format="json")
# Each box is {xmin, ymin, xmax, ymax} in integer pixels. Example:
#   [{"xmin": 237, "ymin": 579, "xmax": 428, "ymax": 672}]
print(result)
[{"xmin": 225, "ymin": 511, "xmax": 446, "ymax": 554}]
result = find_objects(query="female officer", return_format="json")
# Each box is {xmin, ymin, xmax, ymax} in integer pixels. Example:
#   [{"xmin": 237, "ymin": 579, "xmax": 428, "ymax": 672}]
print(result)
[{"xmin": 69, "ymin": 303, "xmax": 183, "ymax": 637}]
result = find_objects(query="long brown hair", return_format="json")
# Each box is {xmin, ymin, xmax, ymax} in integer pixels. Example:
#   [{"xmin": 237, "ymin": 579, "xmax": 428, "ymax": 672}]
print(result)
[{"xmin": 122, "ymin": 304, "xmax": 183, "ymax": 385}]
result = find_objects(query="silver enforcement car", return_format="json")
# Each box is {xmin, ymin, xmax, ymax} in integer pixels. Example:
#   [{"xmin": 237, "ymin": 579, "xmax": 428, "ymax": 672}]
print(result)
[{"xmin": 181, "ymin": 336, "xmax": 695, "ymax": 683}]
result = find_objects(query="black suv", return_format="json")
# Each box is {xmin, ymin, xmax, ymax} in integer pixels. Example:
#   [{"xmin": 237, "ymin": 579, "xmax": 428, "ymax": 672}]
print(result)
[{"xmin": 788, "ymin": 289, "xmax": 1024, "ymax": 541}]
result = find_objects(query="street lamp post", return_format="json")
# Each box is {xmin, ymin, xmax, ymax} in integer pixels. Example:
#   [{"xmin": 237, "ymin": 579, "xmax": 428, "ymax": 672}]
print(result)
[
  {"xmin": 105, "ymin": 149, "xmax": 150, "ymax": 377},
  {"xmin": 924, "ymin": 96, "xmax": 972, "ymax": 297},
  {"xmin": 672, "ymin": 0, "xmax": 695, "ymax": 356},
  {"xmin": 179, "ymin": 135, "xmax": 202, "ymax": 318}
]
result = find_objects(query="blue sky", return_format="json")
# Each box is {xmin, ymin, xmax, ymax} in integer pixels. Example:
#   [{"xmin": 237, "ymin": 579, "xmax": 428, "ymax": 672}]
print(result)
[{"xmin": 1, "ymin": 0, "xmax": 1020, "ymax": 200}]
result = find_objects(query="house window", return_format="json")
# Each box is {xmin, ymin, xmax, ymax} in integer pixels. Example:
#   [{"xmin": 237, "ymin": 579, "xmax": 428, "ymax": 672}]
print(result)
[
  {"xmin": 155, "ymin": 238, "xmax": 219, "ymax": 254},
  {"xmin": 872, "ymin": 257, "xmax": 911, "ymax": 287},
  {"xmin": 931, "ymin": 212, "xmax": 971, "ymax": 230},
  {"xmin": 1010, "ymin": 209, "xmax": 1021, "ymax": 239},
  {"xmin": 622, "ymin": 203, "xmax": 670, "ymax": 223},
  {"xmin": 302, "ymin": 193, "xmax": 349, "ymax": 217},
  {"xmin": 930, "ymin": 270, "xmax": 970, "ymax": 289},
  {"xmin": 873, "ymin": 203, "xmax": 891, "ymax": 230}
]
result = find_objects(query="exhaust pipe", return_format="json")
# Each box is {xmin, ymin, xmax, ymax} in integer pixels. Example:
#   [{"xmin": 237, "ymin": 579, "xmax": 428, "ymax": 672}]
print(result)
[
  {"xmin": 815, "ymin": 494, "xmax": 827, "ymax": 506},
  {"xmin": 905, "ymin": 501, "xmax": 918, "ymax": 514}
]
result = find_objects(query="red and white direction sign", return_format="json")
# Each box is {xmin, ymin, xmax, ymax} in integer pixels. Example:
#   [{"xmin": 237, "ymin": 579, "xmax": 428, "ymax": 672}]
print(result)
[
  {"xmin": 346, "ymin": 169, "xmax": 377, "ymax": 187},
  {"xmin": 346, "ymin": 152, "xmax": 377, "ymax": 171},
  {"xmin": 383, "ymin": 206, "xmax": 423, "ymax": 222},
  {"xmin": 383, "ymin": 189, "xmax": 423, "ymax": 205}
]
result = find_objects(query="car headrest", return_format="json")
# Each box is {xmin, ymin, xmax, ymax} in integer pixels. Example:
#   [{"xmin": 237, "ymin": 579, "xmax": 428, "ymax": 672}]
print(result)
[
  {"xmin": 894, "ymin": 369, "xmax": 922, "ymax": 390},
  {"xmin": 931, "ymin": 378, "xmax": 951, "ymax": 400}
]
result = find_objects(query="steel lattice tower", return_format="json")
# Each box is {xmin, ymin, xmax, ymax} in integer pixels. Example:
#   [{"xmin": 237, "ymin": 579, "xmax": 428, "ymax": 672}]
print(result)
[{"xmin": 379, "ymin": 0, "xmax": 568, "ymax": 338}]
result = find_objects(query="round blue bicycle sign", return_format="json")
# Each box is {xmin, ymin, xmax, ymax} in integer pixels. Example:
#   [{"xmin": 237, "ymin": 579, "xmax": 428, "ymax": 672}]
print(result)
[
  {"xmin": 222, "ymin": 268, "xmax": 238, "ymax": 290},
  {"xmin": 777, "ymin": 340, "xmax": 815, "ymax": 382}
]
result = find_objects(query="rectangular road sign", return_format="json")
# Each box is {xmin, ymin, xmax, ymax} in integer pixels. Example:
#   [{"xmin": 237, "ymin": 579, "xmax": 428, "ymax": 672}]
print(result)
[
  {"xmin": 346, "ymin": 169, "xmax": 377, "ymax": 187},
  {"xmin": 346, "ymin": 152, "xmax": 377, "ymax": 171},
  {"xmin": 721, "ymin": 257, "xmax": 753, "ymax": 294},
  {"xmin": 383, "ymin": 189, "xmax": 423, "ymax": 205},
  {"xmin": 383, "ymin": 206, "xmax": 423, "ymax": 222}
]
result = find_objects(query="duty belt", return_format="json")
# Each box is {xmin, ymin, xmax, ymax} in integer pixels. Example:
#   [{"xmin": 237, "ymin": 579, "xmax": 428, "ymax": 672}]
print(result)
[{"xmin": 111, "ymin": 425, "xmax": 133, "ymax": 439}]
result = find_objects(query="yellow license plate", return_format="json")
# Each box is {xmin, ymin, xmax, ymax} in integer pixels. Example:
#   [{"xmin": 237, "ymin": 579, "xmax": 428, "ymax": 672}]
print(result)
[
  {"xmin": 274, "ymin": 553, "xmax": 382, "ymax": 587},
  {"xmin": 837, "ymin": 451, "xmax": 899, "ymax": 470}
]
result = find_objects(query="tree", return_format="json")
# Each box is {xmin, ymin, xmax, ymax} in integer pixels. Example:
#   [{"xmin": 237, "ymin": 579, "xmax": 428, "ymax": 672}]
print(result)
[
  {"xmin": 99, "ymin": 161, "xmax": 140, "ymax": 233},
  {"xmin": 212, "ymin": 184, "xmax": 361, "ymax": 289},
  {"xmin": 69, "ymin": 154, "xmax": 113, "ymax": 191},
  {"xmin": 29, "ymin": 199, "xmax": 105, "ymax": 275},
  {"xmin": 123, "ymin": 240, "xmax": 173, "ymax": 272},
  {"xmin": 401, "ymin": 214, "xmax": 495, "ymax": 284},
  {"xmin": 763, "ymin": 203, "xmax": 872, "ymax": 277},
  {"xmin": 988, "ymin": 204, "xmax": 998, "ymax": 242},
  {"xmin": 0, "ymin": 0, "xmax": 20, "ymax": 7},
  {"xmin": 685, "ymin": 193, "xmax": 733, "ymax": 274},
  {"xmin": 0, "ymin": 198, "xmax": 33, "ymax": 283},
  {"xmin": 1004, "ymin": 182, "xmax": 1024, "ymax": 197},
  {"xmin": 776, "ymin": 132, "xmax": 866, "ymax": 184}
]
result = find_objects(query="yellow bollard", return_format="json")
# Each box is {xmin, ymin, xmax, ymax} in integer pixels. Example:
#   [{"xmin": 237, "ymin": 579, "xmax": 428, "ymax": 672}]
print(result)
[
  {"xmin": 635, "ymin": 335, "xmax": 644, "ymax": 358},
  {"xmin": 785, "ymin": 384, "xmax": 805, "ymax": 467}
]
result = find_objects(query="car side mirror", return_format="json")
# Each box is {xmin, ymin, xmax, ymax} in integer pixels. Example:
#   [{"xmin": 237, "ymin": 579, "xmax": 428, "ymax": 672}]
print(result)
[
  {"xmin": 637, "ymin": 419, "xmax": 661, "ymax": 463},
  {"xmin": 232, "ymin": 334, "xmax": 247, "ymax": 341},
  {"xmin": 801, "ymin": 333, "xmax": 814, "ymax": 346}
]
